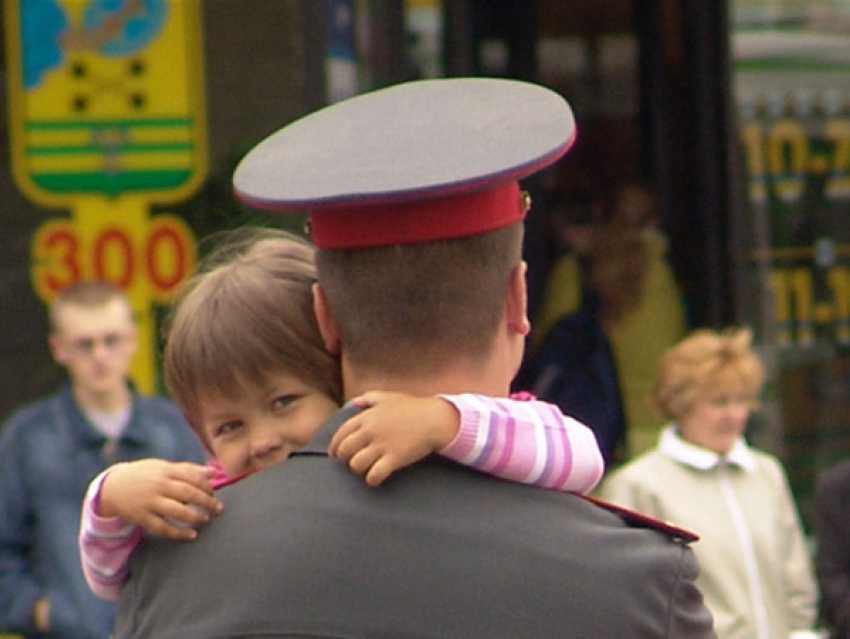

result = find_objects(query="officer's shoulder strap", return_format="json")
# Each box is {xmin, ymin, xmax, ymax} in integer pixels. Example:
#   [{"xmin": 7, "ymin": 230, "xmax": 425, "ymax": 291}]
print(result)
[{"xmin": 582, "ymin": 495, "xmax": 699, "ymax": 543}]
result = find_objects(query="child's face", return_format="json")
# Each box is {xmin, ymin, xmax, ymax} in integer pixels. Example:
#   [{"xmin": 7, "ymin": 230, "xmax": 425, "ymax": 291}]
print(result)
[{"xmin": 197, "ymin": 372, "xmax": 339, "ymax": 478}]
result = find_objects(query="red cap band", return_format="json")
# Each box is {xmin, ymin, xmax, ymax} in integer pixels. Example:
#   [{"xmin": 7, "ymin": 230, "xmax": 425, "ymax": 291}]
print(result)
[{"xmin": 309, "ymin": 181, "xmax": 523, "ymax": 249}]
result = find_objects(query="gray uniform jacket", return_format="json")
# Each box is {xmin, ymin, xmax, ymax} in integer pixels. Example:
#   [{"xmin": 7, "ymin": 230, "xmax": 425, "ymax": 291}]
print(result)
[{"xmin": 114, "ymin": 405, "xmax": 715, "ymax": 638}]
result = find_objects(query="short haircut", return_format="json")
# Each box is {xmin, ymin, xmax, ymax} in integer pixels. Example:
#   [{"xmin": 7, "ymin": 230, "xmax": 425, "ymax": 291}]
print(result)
[
  {"xmin": 314, "ymin": 222, "xmax": 523, "ymax": 375},
  {"xmin": 651, "ymin": 327, "xmax": 765, "ymax": 420},
  {"xmin": 49, "ymin": 280, "xmax": 132, "ymax": 332},
  {"xmin": 162, "ymin": 228, "xmax": 341, "ymax": 436}
]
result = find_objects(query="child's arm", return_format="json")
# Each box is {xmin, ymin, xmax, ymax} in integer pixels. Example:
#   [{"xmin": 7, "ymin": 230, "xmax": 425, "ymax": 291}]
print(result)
[
  {"xmin": 439, "ymin": 393, "xmax": 604, "ymax": 493},
  {"xmin": 329, "ymin": 391, "xmax": 604, "ymax": 493},
  {"xmin": 79, "ymin": 468, "xmax": 144, "ymax": 600},
  {"xmin": 79, "ymin": 460, "xmax": 223, "ymax": 600}
]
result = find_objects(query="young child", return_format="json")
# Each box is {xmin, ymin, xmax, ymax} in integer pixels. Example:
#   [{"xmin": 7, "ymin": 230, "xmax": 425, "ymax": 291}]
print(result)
[{"xmin": 79, "ymin": 228, "xmax": 604, "ymax": 600}]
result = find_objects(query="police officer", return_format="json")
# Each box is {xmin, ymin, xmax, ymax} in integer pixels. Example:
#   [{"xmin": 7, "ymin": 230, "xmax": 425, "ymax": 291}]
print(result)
[{"xmin": 114, "ymin": 77, "xmax": 715, "ymax": 638}]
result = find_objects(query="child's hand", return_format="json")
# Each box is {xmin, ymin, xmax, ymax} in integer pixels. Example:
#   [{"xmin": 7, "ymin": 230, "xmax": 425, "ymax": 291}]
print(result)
[
  {"xmin": 328, "ymin": 391, "xmax": 459, "ymax": 487},
  {"xmin": 98, "ymin": 459, "xmax": 224, "ymax": 541}
]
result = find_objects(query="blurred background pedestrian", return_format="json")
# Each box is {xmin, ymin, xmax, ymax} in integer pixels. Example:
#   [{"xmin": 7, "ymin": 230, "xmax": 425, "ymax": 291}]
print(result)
[
  {"xmin": 0, "ymin": 280, "xmax": 204, "ymax": 639},
  {"xmin": 600, "ymin": 327, "xmax": 820, "ymax": 639}
]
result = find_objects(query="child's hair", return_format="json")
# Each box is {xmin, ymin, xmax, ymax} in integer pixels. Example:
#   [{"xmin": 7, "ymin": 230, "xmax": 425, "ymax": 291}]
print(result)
[
  {"xmin": 162, "ymin": 228, "xmax": 342, "ymax": 439},
  {"xmin": 50, "ymin": 280, "xmax": 131, "ymax": 332},
  {"xmin": 314, "ymin": 222, "xmax": 524, "ymax": 375},
  {"xmin": 651, "ymin": 327, "xmax": 764, "ymax": 420}
]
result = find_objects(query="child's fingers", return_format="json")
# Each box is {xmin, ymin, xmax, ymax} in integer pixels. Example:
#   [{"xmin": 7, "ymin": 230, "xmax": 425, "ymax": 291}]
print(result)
[
  {"xmin": 347, "ymin": 446, "xmax": 382, "ymax": 477},
  {"xmin": 167, "ymin": 462, "xmax": 218, "ymax": 493},
  {"xmin": 161, "ymin": 499, "xmax": 214, "ymax": 527},
  {"xmin": 328, "ymin": 418, "xmax": 362, "ymax": 457},
  {"xmin": 364, "ymin": 457, "xmax": 397, "ymax": 487},
  {"xmin": 331, "ymin": 425, "xmax": 375, "ymax": 463},
  {"xmin": 349, "ymin": 390, "xmax": 391, "ymax": 408},
  {"xmin": 144, "ymin": 515, "xmax": 201, "ymax": 541},
  {"xmin": 163, "ymin": 482, "xmax": 224, "ymax": 516},
  {"xmin": 137, "ymin": 497, "xmax": 214, "ymax": 539}
]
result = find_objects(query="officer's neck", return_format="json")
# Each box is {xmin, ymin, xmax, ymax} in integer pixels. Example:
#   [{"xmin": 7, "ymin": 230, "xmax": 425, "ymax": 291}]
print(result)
[{"xmin": 342, "ymin": 360, "xmax": 512, "ymax": 400}]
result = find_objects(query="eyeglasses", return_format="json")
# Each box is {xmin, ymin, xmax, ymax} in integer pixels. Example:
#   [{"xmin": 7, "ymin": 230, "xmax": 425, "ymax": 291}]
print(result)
[{"xmin": 67, "ymin": 332, "xmax": 129, "ymax": 356}]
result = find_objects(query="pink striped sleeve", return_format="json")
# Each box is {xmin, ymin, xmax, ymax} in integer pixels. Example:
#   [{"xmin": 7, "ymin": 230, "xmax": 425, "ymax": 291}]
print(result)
[
  {"xmin": 438, "ymin": 394, "xmax": 604, "ymax": 493},
  {"xmin": 78, "ymin": 466, "xmax": 144, "ymax": 601}
]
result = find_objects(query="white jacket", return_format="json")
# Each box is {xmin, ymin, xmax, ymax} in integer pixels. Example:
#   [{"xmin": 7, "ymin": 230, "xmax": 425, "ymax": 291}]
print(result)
[{"xmin": 601, "ymin": 426, "xmax": 819, "ymax": 639}]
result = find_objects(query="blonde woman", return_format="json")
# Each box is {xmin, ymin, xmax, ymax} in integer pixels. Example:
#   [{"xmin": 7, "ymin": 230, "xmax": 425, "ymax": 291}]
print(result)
[{"xmin": 601, "ymin": 327, "xmax": 819, "ymax": 639}]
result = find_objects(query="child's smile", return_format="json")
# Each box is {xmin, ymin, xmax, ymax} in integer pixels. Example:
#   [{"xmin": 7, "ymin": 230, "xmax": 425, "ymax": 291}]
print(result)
[{"xmin": 198, "ymin": 373, "xmax": 338, "ymax": 477}]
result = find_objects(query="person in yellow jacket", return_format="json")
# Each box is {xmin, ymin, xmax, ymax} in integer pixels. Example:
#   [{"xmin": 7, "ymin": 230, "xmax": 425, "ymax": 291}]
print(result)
[{"xmin": 533, "ymin": 182, "xmax": 687, "ymax": 459}]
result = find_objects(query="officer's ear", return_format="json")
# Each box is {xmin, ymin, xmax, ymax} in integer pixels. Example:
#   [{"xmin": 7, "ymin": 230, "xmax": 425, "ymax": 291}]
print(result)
[
  {"xmin": 312, "ymin": 283, "xmax": 341, "ymax": 355},
  {"xmin": 506, "ymin": 260, "xmax": 530, "ymax": 337}
]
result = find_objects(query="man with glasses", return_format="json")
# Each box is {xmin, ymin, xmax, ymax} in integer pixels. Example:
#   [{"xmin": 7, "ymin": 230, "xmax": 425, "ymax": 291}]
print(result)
[{"xmin": 0, "ymin": 280, "xmax": 204, "ymax": 639}]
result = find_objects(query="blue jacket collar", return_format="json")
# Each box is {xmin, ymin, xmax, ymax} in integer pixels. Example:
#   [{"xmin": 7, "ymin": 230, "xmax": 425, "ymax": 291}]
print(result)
[{"xmin": 57, "ymin": 381, "xmax": 148, "ymax": 447}]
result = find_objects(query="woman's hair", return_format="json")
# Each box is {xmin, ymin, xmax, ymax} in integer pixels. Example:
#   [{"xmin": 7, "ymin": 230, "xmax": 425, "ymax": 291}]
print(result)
[
  {"xmin": 651, "ymin": 327, "xmax": 765, "ymax": 420},
  {"xmin": 162, "ymin": 228, "xmax": 341, "ymax": 437},
  {"xmin": 314, "ymin": 222, "xmax": 523, "ymax": 376}
]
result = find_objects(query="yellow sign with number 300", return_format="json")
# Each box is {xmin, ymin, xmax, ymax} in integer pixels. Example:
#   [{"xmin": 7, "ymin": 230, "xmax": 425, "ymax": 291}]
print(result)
[{"xmin": 4, "ymin": 0, "xmax": 207, "ymax": 392}]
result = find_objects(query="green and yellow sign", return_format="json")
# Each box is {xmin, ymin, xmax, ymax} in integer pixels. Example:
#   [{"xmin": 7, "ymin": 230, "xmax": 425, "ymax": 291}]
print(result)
[{"xmin": 5, "ymin": 0, "xmax": 207, "ymax": 392}]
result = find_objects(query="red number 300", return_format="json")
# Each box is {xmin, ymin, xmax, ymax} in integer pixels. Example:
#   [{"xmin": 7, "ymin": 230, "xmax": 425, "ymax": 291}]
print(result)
[{"xmin": 31, "ymin": 215, "xmax": 196, "ymax": 304}]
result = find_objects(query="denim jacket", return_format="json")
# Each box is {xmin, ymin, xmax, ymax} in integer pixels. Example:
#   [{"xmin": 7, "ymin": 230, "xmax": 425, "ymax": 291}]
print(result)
[{"xmin": 0, "ymin": 382, "xmax": 204, "ymax": 639}]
